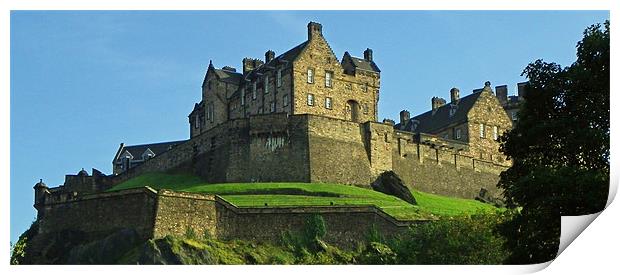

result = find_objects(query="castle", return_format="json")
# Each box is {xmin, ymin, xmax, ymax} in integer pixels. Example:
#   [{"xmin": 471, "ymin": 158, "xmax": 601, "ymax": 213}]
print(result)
[{"xmin": 31, "ymin": 22, "xmax": 525, "ymax": 249}]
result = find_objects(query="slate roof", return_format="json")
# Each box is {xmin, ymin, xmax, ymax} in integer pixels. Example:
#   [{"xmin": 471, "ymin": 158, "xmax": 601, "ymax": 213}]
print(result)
[
  {"xmin": 350, "ymin": 56, "xmax": 381, "ymax": 72},
  {"xmin": 214, "ymin": 69, "xmax": 243, "ymax": 85},
  {"xmin": 243, "ymin": 41, "xmax": 309, "ymax": 81},
  {"xmin": 118, "ymin": 140, "xmax": 188, "ymax": 160},
  {"xmin": 395, "ymin": 92, "xmax": 483, "ymax": 134}
]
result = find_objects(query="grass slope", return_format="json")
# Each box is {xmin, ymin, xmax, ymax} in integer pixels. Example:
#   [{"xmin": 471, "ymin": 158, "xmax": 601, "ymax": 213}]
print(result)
[{"xmin": 108, "ymin": 173, "xmax": 496, "ymax": 220}]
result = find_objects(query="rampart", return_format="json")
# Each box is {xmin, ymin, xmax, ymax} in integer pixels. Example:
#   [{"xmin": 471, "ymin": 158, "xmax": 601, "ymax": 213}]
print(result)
[
  {"xmin": 63, "ymin": 113, "xmax": 507, "ymax": 200},
  {"xmin": 35, "ymin": 188, "xmax": 416, "ymax": 248}
]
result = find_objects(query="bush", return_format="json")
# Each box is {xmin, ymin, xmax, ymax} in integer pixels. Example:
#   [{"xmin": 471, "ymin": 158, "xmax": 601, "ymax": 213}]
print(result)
[{"xmin": 392, "ymin": 212, "xmax": 510, "ymax": 264}]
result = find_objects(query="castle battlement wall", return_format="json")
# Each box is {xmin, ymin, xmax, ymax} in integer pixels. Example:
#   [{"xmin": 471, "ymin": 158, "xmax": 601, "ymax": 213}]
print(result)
[{"xmin": 49, "ymin": 112, "xmax": 510, "ymax": 200}]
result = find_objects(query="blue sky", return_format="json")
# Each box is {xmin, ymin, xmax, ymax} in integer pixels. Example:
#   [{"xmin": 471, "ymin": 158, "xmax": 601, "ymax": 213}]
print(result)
[{"xmin": 9, "ymin": 10, "xmax": 609, "ymax": 243}]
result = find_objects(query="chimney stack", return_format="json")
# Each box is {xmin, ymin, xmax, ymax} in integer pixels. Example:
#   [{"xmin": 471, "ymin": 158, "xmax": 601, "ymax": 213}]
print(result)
[
  {"xmin": 242, "ymin": 58, "xmax": 264, "ymax": 74},
  {"xmin": 307, "ymin": 22, "xmax": 323, "ymax": 40},
  {"xmin": 517, "ymin": 82, "xmax": 528, "ymax": 99},
  {"xmin": 495, "ymin": 85, "xmax": 508, "ymax": 105},
  {"xmin": 265, "ymin": 50, "xmax": 275, "ymax": 63},
  {"xmin": 364, "ymin": 48, "xmax": 373, "ymax": 62},
  {"xmin": 432, "ymin": 97, "xmax": 446, "ymax": 111},
  {"xmin": 399, "ymin": 110, "xmax": 410, "ymax": 125},
  {"xmin": 450, "ymin": 87, "xmax": 460, "ymax": 103}
]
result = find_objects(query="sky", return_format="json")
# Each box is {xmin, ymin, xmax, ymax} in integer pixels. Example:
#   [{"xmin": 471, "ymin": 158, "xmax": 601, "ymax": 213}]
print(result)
[{"xmin": 9, "ymin": 10, "xmax": 609, "ymax": 243}]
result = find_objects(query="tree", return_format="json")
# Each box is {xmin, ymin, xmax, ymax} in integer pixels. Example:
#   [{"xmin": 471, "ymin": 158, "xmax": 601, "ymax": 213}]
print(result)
[{"xmin": 497, "ymin": 21, "xmax": 609, "ymax": 264}]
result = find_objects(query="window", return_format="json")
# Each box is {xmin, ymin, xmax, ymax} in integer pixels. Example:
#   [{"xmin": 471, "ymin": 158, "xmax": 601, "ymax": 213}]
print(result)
[
  {"xmin": 307, "ymin": 94, "xmax": 314, "ymax": 106},
  {"xmin": 258, "ymin": 107, "xmax": 263, "ymax": 114},
  {"xmin": 252, "ymin": 83, "xmax": 257, "ymax": 100},
  {"xmin": 325, "ymin": 97, "xmax": 332, "ymax": 109},
  {"xmin": 307, "ymin": 68, "xmax": 314, "ymax": 83},
  {"xmin": 511, "ymin": 112, "xmax": 518, "ymax": 121},
  {"xmin": 364, "ymin": 83, "xmax": 368, "ymax": 92},
  {"xmin": 208, "ymin": 81, "xmax": 212, "ymax": 90},
  {"xmin": 276, "ymin": 69, "xmax": 282, "ymax": 87},
  {"xmin": 363, "ymin": 103, "xmax": 369, "ymax": 114},
  {"xmin": 455, "ymin": 128, "xmax": 461, "ymax": 140},
  {"xmin": 264, "ymin": 76, "xmax": 270, "ymax": 93},
  {"xmin": 194, "ymin": 115, "xmax": 199, "ymax": 129},
  {"xmin": 493, "ymin": 126, "xmax": 498, "ymax": 140},
  {"xmin": 241, "ymin": 90, "xmax": 245, "ymax": 106},
  {"xmin": 479, "ymin": 123, "xmax": 485, "ymax": 138},
  {"xmin": 270, "ymin": 102, "xmax": 276, "ymax": 113},
  {"xmin": 206, "ymin": 104, "xmax": 211, "ymax": 121},
  {"xmin": 283, "ymin": 94, "xmax": 289, "ymax": 107},
  {"xmin": 325, "ymin": 71, "xmax": 333, "ymax": 87}
]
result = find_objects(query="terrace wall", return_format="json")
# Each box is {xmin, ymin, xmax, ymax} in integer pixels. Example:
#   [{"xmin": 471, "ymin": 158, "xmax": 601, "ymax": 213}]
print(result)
[{"xmin": 35, "ymin": 188, "xmax": 415, "ymax": 249}]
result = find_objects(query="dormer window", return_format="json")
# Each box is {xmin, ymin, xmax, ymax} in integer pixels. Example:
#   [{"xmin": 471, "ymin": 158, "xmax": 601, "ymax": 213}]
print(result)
[{"xmin": 307, "ymin": 68, "xmax": 314, "ymax": 84}]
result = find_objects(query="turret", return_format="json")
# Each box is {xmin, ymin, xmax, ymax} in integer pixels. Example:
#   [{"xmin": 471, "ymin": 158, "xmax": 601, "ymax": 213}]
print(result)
[{"xmin": 33, "ymin": 179, "xmax": 49, "ymax": 217}]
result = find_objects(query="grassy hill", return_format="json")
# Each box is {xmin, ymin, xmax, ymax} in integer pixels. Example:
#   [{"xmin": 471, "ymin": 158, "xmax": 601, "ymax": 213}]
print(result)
[{"xmin": 108, "ymin": 173, "xmax": 497, "ymax": 220}]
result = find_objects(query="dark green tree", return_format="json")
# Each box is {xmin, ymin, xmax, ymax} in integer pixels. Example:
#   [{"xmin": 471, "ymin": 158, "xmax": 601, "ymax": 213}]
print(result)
[{"xmin": 497, "ymin": 21, "xmax": 609, "ymax": 264}]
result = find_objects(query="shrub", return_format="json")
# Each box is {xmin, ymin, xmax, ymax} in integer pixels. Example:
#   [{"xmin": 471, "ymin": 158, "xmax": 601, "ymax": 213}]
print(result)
[{"xmin": 392, "ymin": 212, "xmax": 509, "ymax": 264}]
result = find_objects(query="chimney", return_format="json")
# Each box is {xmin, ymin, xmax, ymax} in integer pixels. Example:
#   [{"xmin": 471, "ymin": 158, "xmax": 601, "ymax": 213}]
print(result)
[
  {"xmin": 432, "ymin": 97, "xmax": 446, "ymax": 111},
  {"xmin": 399, "ymin": 110, "xmax": 410, "ymax": 125},
  {"xmin": 242, "ymin": 58, "xmax": 255, "ymax": 74},
  {"xmin": 495, "ymin": 85, "xmax": 508, "ymax": 105},
  {"xmin": 364, "ymin": 48, "xmax": 373, "ymax": 62},
  {"xmin": 450, "ymin": 87, "xmax": 460, "ymax": 103},
  {"xmin": 517, "ymin": 82, "xmax": 528, "ymax": 99},
  {"xmin": 242, "ymin": 58, "xmax": 264, "ymax": 74},
  {"xmin": 307, "ymin": 22, "xmax": 323, "ymax": 40},
  {"xmin": 265, "ymin": 50, "xmax": 275, "ymax": 63}
]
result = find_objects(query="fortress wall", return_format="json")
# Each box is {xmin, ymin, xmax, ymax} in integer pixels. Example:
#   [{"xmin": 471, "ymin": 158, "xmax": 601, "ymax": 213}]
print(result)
[
  {"xmin": 215, "ymin": 197, "xmax": 413, "ymax": 249},
  {"xmin": 38, "ymin": 188, "xmax": 158, "ymax": 239},
  {"xmin": 392, "ymin": 141, "xmax": 505, "ymax": 199},
  {"xmin": 239, "ymin": 114, "xmax": 311, "ymax": 182},
  {"xmin": 305, "ymin": 115, "xmax": 374, "ymax": 185},
  {"xmin": 152, "ymin": 190, "xmax": 218, "ymax": 239}
]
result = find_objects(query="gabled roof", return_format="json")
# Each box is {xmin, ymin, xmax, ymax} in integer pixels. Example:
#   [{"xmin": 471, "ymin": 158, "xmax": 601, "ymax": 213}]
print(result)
[
  {"xmin": 116, "ymin": 140, "xmax": 187, "ymax": 161},
  {"xmin": 395, "ymin": 92, "xmax": 483, "ymax": 134}
]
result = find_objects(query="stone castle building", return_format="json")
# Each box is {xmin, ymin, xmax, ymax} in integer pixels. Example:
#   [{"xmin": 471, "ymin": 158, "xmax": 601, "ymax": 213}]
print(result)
[
  {"xmin": 32, "ymin": 22, "xmax": 529, "ymax": 248},
  {"xmin": 188, "ymin": 22, "xmax": 380, "ymax": 138}
]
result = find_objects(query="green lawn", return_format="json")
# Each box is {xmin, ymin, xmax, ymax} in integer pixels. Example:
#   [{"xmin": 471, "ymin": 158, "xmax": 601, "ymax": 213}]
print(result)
[{"xmin": 108, "ymin": 173, "xmax": 497, "ymax": 220}]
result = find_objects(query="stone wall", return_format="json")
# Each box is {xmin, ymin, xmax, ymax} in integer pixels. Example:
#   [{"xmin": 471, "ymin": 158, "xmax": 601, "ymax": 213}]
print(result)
[
  {"xmin": 214, "ymin": 197, "xmax": 413, "ymax": 249},
  {"xmin": 153, "ymin": 190, "xmax": 218, "ymax": 239},
  {"xmin": 38, "ymin": 187, "xmax": 158, "ymax": 239},
  {"xmin": 391, "ymin": 131, "xmax": 507, "ymax": 199},
  {"xmin": 35, "ymin": 188, "xmax": 416, "ymax": 249}
]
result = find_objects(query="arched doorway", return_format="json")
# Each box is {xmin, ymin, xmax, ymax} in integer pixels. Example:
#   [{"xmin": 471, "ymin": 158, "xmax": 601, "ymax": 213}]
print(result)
[{"xmin": 346, "ymin": 100, "xmax": 360, "ymax": 122}]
